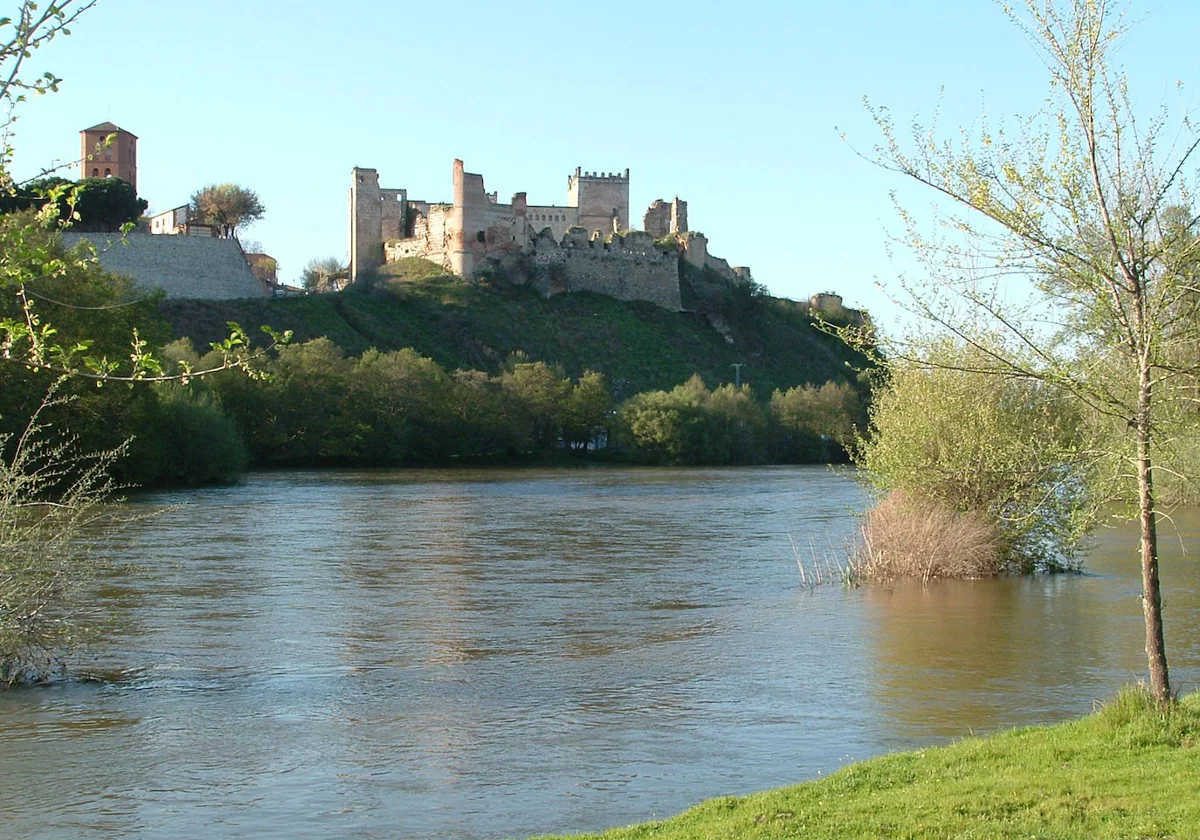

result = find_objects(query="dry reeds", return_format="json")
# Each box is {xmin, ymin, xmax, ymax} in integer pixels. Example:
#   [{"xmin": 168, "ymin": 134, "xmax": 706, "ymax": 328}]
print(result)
[
  {"xmin": 789, "ymin": 532, "xmax": 854, "ymax": 588},
  {"xmin": 852, "ymin": 491, "xmax": 1001, "ymax": 582}
]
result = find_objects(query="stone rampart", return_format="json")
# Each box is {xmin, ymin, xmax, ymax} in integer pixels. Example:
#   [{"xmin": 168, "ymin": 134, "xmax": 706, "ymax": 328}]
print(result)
[
  {"xmin": 504, "ymin": 230, "xmax": 681, "ymax": 310},
  {"xmin": 62, "ymin": 232, "xmax": 267, "ymax": 299}
]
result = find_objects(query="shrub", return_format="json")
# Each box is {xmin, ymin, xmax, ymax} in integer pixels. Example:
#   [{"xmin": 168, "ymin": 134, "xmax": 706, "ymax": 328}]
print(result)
[
  {"xmin": 0, "ymin": 401, "xmax": 128, "ymax": 685},
  {"xmin": 125, "ymin": 386, "xmax": 248, "ymax": 486},
  {"xmin": 855, "ymin": 346, "xmax": 1097, "ymax": 572},
  {"xmin": 852, "ymin": 491, "xmax": 1001, "ymax": 582}
]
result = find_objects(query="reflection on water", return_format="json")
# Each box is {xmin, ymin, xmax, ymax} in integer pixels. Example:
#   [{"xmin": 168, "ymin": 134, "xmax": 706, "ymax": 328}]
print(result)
[{"xmin": 0, "ymin": 467, "xmax": 1196, "ymax": 840}]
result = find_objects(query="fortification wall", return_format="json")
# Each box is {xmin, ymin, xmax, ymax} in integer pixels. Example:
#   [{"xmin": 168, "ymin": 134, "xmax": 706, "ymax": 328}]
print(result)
[
  {"xmin": 644, "ymin": 200, "xmax": 671, "ymax": 238},
  {"xmin": 681, "ymin": 231, "xmax": 750, "ymax": 285},
  {"xmin": 505, "ymin": 230, "xmax": 681, "ymax": 310},
  {"xmin": 379, "ymin": 188, "xmax": 407, "ymax": 241},
  {"xmin": 525, "ymin": 204, "xmax": 577, "ymax": 241},
  {"xmin": 643, "ymin": 197, "xmax": 688, "ymax": 238},
  {"xmin": 63, "ymin": 232, "xmax": 267, "ymax": 299},
  {"xmin": 386, "ymin": 204, "xmax": 454, "ymax": 269}
]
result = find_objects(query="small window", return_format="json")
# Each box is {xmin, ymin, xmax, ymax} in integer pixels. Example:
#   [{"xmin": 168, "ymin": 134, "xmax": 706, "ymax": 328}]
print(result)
[
  {"xmin": 104, "ymin": 168, "xmax": 112, "ymax": 177},
  {"xmin": 92, "ymin": 168, "xmax": 99, "ymax": 176}
]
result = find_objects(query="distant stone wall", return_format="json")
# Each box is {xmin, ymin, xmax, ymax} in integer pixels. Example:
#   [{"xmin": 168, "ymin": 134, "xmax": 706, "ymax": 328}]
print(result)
[
  {"xmin": 62, "ymin": 232, "xmax": 267, "ymax": 299},
  {"xmin": 681, "ymin": 231, "xmax": 751, "ymax": 286},
  {"xmin": 492, "ymin": 229, "xmax": 681, "ymax": 310},
  {"xmin": 385, "ymin": 204, "xmax": 454, "ymax": 269},
  {"xmin": 643, "ymin": 197, "xmax": 688, "ymax": 238}
]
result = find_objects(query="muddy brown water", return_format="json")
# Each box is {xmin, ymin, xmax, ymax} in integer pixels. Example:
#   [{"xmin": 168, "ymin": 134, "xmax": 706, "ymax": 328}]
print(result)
[{"xmin": 1, "ymin": 467, "xmax": 1196, "ymax": 839}]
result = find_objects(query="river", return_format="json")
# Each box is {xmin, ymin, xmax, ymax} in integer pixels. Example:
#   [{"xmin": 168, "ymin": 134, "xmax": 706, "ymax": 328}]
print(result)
[{"xmin": 1, "ymin": 466, "xmax": 1197, "ymax": 839}]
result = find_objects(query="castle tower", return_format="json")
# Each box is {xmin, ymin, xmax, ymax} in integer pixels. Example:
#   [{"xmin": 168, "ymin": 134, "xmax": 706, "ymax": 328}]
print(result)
[
  {"xmin": 567, "ymin": 167, "xmax": 630, "ymax": 236},
  {"xmin": 80, "ymin": 122, "xmax": 138, "ymax": 190},
  {"xmin": 449, "ymin": 158, "xmax": 468, "ymax": 276},
  {"xmin": 350, "ymin": 167, "xmax": 384, "ymax": 283}
]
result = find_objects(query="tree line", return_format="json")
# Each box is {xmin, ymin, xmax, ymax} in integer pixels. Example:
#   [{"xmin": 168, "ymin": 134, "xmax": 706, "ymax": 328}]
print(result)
[
  {"xmin": 155, "ymin": 338, "xmax": 865, "ymax": 476},
  {"xmin": 3, "ymin": 339, "xmax": 867, "ymax": 488}
]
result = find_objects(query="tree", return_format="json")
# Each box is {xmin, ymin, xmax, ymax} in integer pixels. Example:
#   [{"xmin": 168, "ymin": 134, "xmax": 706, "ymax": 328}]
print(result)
[
  {"xmin": 70, "ymin": 177, "xmax": 147, "ymax": 231},
  {"xmin": 616, "ymin": 375, "xmax": 769, "ymax": 465},
  {"xmin": 562, "ymin": 370, "xmax": 611, "ymax": 451},
  {"xmin": 190, "ymin": 183, "xmax": 265, "ymax": 239},
  {"xmin": 860, "ymin": 0, "xmax": 1200, "ymax": 705},
  {"xmin": 500, "ymin": 361, "xmax": 572, "ymax": 451},
  {"xmin": 769, "ymin": 380, "xmax": 865, "ymax": 462},
  {"xmin": 300, "ymin": 256, "xmax": 348, "ymax": 293},
  {"xmin": 0, "ymin": 176, "xmax": 146, "ymax": 231}
]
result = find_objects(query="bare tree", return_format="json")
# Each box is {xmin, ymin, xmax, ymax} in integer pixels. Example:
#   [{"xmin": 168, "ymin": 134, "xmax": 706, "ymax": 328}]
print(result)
[{"xmin": 300, "ymin": 256, "xmax": 347, "ymax": 293}]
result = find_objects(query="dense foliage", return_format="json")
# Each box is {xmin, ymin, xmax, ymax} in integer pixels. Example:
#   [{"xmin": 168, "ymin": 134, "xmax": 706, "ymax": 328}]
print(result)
[
  {"xmin": 0, "ymin": 176, "xmax": 147, "ymax": 231},
  {"xmin": 167, "ymin": 340, "xmax": 863, "ymax": 471},
  {"xmin": 854, "ymin": 348, "xmax": 1098, "ymax": 572}
]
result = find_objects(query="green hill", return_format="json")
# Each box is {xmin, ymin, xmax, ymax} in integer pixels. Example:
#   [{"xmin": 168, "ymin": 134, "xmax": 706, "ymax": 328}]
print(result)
[{"xmin": 158, "ymin": 260, "xmax": 869, "ymax": 397}]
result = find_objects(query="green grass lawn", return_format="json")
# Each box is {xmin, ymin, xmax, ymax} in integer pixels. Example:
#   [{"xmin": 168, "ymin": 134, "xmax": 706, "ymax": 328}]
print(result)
[{"xmin": 535, "ymin": 689, "xmax": 1200, "ymax": 840}]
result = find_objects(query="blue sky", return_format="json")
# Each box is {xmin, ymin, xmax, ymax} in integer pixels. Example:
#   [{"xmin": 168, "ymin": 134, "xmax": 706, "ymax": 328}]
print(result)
[{"xmin": 10, "ymin": 0, "xmax": 1200, "ymax": 333}]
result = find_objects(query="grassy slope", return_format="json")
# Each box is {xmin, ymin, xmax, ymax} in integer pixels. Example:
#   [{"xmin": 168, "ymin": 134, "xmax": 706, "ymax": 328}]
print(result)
[
  {"xmin": 535, "ymin": 689, "xmax": 1200, "ymax": 840},
  {"xmin": 158, "ymin": 265, "xmax": 867, "ymax": 396}
]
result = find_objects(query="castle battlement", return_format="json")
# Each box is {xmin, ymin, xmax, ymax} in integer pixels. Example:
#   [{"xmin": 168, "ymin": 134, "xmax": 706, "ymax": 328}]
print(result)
[{"xmin": 568, "ymin": 166, "xmax": 630, "ymax": 184}]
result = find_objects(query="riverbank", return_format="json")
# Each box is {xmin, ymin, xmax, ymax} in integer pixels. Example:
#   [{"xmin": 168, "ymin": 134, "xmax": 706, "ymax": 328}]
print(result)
[{"xmin": 537, "ymin": 688, "xmax": 1200, "ymax": 839}]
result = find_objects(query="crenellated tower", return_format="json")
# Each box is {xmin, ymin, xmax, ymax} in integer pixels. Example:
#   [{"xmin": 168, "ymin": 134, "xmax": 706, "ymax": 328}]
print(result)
[{"xmin": 567, "ymin": 167, "xmax": 630, "ymax": 235}]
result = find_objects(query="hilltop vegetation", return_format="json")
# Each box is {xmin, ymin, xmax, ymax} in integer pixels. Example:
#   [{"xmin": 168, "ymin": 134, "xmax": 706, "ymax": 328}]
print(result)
[{"xmin": 159, "ymin": 259, "xmax": 869, "ymax": 398}]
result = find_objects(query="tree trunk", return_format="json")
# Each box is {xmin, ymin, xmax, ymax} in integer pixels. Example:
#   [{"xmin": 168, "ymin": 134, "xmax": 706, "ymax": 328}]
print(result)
[{"xmin": 1136, "ymin": 363, "xmax": 1171, "ymax": 706}]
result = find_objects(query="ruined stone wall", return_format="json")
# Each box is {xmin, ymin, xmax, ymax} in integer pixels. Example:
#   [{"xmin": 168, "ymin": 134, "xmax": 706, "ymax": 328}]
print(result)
[
  {"xmin": 379, "ymin": 188, "xmax": 407, "ymax": 241},
  {"xmin": 525, "ymin": 204, "xmax": 578, "ymax": 241},
  {"xmin": 513, "ymin": 229, "xmax": 681, "ymax": 310},
  {"xmin": 670, "ymin": 198, "xmax": 687, "ymax": 234},
  {"xmin": 643, "ymin": 197, "xmax": 688, "ymax": 238},
  {"xmin": 384, "ymin": 204, "xmax": 454, "ymax": 269},
  {"xmin": 455, "ymin": 161, "xmax": 529, "ymax": 275},
  {"xmin": 643, "ymin": 200, "xmax": 671, "ymax": 238},
  {"xmin": 680, "ymin": 231, "xmax": 750, "ymax": 285}
]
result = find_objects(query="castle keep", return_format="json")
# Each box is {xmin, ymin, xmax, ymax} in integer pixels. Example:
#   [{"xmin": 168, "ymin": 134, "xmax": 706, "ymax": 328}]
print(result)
[{"xmin": 349, "ymin": 160, "xmax": 749, "ymax": 310}]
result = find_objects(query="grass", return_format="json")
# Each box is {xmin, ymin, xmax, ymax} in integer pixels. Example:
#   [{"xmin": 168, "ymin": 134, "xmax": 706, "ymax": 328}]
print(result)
[
  {"xmin": 533, "ymin": 688, "xmax": 1200, "ymax": 840},
  {"xmin": 157, "ymin": 265, "xmax": 871, "ymax": 396},
  {"xmin": 853, "ymin": 491, "xmax": 1002, "ymax": 581}
]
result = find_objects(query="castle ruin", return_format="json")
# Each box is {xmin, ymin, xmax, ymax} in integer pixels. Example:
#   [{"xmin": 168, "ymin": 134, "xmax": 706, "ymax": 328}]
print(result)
[{"xmin": 349, "ymin": 160, "xmax": 750, "ymax": 310}]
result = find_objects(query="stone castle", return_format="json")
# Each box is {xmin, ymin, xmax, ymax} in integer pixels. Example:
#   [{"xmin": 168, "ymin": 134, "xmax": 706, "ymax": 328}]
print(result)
[{"xmin": 349, "ymin": 160, "xmax": 751, "ymax": 310}]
